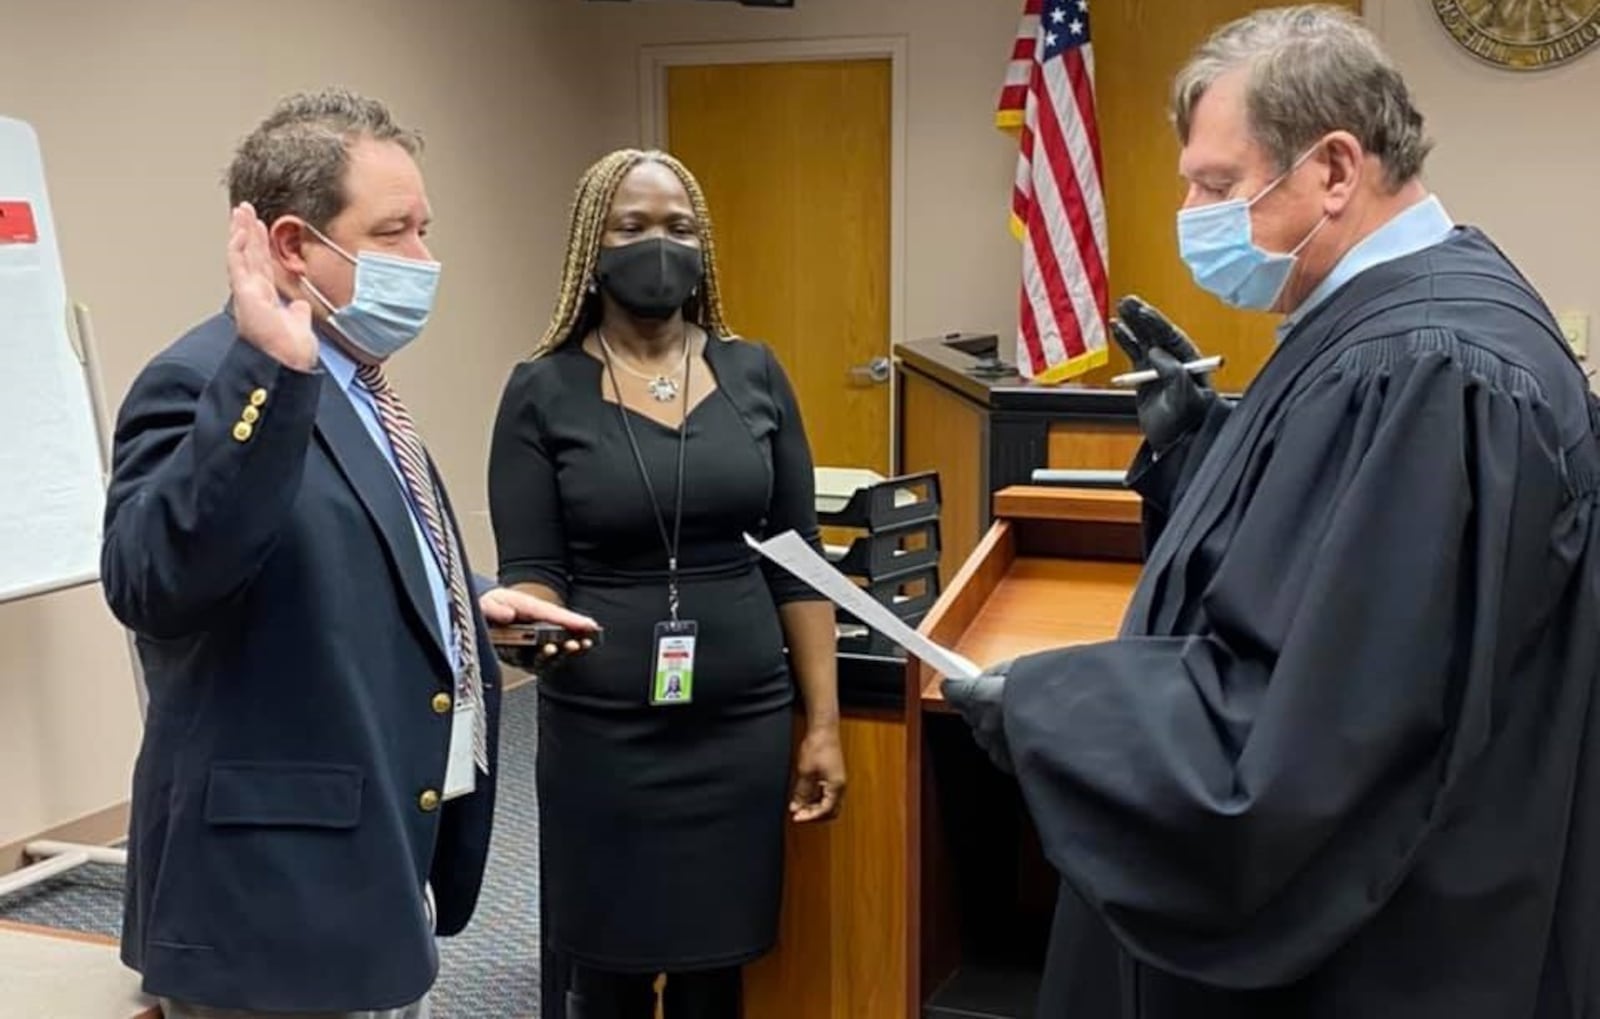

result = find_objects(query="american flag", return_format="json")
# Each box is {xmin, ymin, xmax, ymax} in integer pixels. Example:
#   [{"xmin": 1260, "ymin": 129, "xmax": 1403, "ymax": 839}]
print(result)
[{"xmin": 999, "ymin": 0, "xmax": 1109, "ymax": 382}]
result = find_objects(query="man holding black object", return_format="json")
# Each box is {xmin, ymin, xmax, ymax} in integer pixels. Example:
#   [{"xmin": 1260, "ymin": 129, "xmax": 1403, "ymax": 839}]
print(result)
[
  {"xmin": 101, "ymin": 88, "xmax": 595, "ymax": 1017},
  {"xmin": 945, "ymin": 6, "xmax": 1600, "ymax": 1016}
]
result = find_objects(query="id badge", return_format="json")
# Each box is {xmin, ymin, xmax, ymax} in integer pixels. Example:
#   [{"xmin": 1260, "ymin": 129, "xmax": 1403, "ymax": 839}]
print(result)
[
  {"xmin": 651, "ymin": 620, "xmax": 697, "ymax": 706},
  {"xmin": 443, "ymin": 702, "xmax": 477, "ymax": 801}
]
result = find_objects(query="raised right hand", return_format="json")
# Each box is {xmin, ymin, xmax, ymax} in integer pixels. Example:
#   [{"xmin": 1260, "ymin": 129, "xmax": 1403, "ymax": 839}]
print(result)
[
  {"xmin": 1110, "ymin": 295, "xmax": 1213, "ymax": 451},
  {"xmin": 227, "ymin": 202, "xmax": 317, "ymax": 372}
]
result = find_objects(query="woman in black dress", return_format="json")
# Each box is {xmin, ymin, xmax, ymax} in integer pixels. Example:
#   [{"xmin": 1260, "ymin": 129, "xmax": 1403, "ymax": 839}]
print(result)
[{"xmin": 487, "ymin": 149, "xmax": 846, "ymax": 1018}]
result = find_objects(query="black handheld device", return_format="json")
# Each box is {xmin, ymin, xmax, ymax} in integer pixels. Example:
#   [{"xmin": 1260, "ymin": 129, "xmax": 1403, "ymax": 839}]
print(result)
[{"xmin": 489, "ymin": 623, "xmax": 603, "ymax": 670}]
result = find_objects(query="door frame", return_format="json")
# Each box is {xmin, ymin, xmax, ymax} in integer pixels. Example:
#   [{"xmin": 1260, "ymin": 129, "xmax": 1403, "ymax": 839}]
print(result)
[{"xmin": 638, "ymin": 37, "xmax": 909, "ymax": 471}]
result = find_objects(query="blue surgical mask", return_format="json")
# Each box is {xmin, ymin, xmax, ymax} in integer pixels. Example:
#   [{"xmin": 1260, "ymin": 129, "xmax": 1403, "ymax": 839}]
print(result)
[
  {"xmin": 1177, "ymin": 149, "xmax": 1328, "ymax": 311},
  {"xmin": 300, "ymin": 223, "xmax": 441, "ymax": 359}
]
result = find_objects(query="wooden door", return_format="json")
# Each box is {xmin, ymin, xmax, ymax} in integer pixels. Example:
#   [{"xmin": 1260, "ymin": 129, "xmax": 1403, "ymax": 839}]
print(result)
[
  {"xmin": 665, "ymin": 59, "xmax": 892, "ymax": 473},
  {"xmin": 665, "ymin": 59, "xmax": 903, "ymax": 1019},
  {"xmin": 1088, "ymin": 0, "xmax": 1363, "ymax": 393}
]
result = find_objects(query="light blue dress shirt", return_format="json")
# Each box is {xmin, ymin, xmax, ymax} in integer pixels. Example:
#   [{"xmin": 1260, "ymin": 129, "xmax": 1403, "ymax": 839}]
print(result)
[
  {"xmin": 319, "ymin": 338, "xmax": 455, "ymax": 667},
  {"xmin": 1279, "ymin": 194, "xmax": 1456, "ymax": 340}
]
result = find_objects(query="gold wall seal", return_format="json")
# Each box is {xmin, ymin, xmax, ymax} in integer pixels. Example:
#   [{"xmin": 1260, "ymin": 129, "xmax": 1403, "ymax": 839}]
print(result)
[{"xmin": 1432, "ymin": 0, "xmax": 1600, "ymax": 69}]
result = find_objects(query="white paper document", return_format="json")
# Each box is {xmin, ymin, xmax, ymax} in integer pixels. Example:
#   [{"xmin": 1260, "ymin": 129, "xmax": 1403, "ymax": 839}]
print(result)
[{"xmin": 745, "ymin": 530, "xmax": 982, "ymax": 680}]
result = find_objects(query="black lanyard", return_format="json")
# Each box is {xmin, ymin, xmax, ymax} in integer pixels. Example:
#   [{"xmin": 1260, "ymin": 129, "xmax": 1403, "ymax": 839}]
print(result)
[{"xmin": 601, "ymin": 334, "xmax": 691, "ymax": 623}]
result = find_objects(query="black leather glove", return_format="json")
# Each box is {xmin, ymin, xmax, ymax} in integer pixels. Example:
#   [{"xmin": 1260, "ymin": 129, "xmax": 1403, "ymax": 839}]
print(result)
[
  {"xmin": 941, "ymin": 659, "xmax": 1015, "ymax": 774},
  {"xmin": 1111, "ymin": 295, "xmax": 1214, "ymax": 452}
]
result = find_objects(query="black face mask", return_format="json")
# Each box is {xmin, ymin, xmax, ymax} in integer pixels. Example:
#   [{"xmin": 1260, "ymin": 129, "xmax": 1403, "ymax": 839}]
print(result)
[{"xmin": 595, "ymin": 238, "xmax": 705, "ymax": 321}]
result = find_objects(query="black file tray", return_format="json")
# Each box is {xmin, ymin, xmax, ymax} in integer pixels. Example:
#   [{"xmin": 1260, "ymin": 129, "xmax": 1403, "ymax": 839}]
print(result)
[
  {"xmin": 818, "ymin": 470, "xmax": 941, "ymax": 531},
  {"xmin": 819, "ymin": 469, "xmax": 944, "ymax": 665},
  {"xmin": 829, "ymin": 517, "xmax": 942, "ymax": 580},
  {"xmin": 848, "ymin": 562, "xmax": 939, "ymax": 623},
  {"xmin": 837, "ymin": 624, "xmax": 913, "ymax": 657}
]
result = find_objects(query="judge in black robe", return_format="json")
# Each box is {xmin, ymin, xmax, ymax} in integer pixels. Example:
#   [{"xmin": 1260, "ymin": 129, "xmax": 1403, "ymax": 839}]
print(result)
[
  {"xmin": 943, "ymin": 10, "xmax": 1600, "ymax": 1016},
  {"xmin": 1008, "ymin": 230, "xmax": 1600, "ymax": 1017}
]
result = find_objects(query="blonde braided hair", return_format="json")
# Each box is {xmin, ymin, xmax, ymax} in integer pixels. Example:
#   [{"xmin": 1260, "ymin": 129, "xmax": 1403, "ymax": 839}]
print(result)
[{"xmin": 535, "ymin": 149, "xmax": 733, "ymax": 355}]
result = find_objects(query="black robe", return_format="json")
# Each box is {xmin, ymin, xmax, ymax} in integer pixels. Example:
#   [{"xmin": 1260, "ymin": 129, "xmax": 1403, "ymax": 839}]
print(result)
[{"xmin": 1004, "ymin": 228, "xmax": 1600, "ymax": 1017}]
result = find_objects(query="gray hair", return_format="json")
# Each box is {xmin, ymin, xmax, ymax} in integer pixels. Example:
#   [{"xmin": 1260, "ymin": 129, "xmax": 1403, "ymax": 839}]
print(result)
[
  {"xmin": 226, "ymin": 87, "xmax": 423, "ymax": 229},
  {"xmin": 1172, "ymin": 5, "xmax": 1431, "ymax": 188}
]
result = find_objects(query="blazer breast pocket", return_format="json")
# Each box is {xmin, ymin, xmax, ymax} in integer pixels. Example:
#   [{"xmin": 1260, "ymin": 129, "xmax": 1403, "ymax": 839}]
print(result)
[{"xmin": 204, "ymin": 761, "xmax": 364, "ymax": 829}]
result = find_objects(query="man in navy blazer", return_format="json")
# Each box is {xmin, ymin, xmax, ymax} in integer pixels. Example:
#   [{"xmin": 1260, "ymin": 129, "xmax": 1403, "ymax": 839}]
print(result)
[{"xmin": 100, "ymin": 88, "xmax": 594, "ymax": 1018}]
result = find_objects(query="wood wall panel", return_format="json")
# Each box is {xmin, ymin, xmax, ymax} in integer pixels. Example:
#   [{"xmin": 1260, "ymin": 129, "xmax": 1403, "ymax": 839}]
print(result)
[
  {"xmin": 899, "ymin": 373, "xmax": 984, "ymax": 587},
  {"xmin": 744, "ymin": 711, "xmax": 907, "ymax": 1019},
  {"xmin": 833, "ymin": 713, "xmax": 908, "ymax": 1017},
  {"xmin": 1045, "ymin": 421, "xmax": 1143, "ymax": 470}
]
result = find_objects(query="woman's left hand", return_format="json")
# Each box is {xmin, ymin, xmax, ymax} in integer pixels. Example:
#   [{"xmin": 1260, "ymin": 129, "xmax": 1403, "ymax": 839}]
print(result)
[{"xmin": 790, "ymin": 725, "xmax": 847, "ymax": 823}]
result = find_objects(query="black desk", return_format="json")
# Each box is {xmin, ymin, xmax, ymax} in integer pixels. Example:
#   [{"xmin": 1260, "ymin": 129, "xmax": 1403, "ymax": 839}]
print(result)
[{"xmin": 838, "ymin": 648, "xmax": 906, "ymax": 711}]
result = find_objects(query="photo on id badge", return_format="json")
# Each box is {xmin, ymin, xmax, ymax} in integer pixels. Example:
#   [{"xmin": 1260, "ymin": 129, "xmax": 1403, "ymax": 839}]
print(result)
[{"xmin": 652, "ymin": 620, "xmax": 696, "ymax": 706}]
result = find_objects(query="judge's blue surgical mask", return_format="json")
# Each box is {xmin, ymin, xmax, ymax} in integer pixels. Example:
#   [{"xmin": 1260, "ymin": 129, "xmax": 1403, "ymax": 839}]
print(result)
[
  {"xmin": 299, "ymin": 222, "xmax": 441, "ymax": 360},
  {"xmin": 1177, "ymin": 148, "xmax": 1329, "ymax": 311}
]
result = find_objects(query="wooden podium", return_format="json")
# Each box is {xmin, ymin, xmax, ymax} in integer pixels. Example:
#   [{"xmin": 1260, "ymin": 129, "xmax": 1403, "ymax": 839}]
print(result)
[{"xmin": 906, "ymin": 485, "xmax": 1144, "ymax": 1018}]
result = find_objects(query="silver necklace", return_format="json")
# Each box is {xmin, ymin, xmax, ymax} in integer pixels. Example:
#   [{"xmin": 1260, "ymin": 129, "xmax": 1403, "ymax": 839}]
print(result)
[{"xmin": 597, "ymin": 328, "xmax": 689, "ymax": 402}]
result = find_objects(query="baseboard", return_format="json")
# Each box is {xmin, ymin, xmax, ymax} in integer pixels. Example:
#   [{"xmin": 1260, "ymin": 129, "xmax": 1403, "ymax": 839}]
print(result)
[{"xmin": 0, "ymin": 802, "xmax": 129, "ymax": 875}]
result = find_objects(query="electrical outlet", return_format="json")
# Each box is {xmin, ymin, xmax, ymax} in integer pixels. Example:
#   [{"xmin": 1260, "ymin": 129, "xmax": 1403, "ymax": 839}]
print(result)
[{"xmin": 1558, "ymin": 310, "xmax": 1589, "ymax": 358}]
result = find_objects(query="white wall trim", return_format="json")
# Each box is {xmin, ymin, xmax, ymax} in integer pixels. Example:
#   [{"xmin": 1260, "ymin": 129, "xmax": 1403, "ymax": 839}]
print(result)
[{"xmin": 637, "ymin": 37, "xmax": 910, "ymax": 471}]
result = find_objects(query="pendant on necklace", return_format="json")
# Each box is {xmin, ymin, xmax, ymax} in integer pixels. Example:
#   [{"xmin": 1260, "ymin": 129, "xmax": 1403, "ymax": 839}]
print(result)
[{"xmin": 647, "ymin": 376, "xmax": 680, "ymax": 402}]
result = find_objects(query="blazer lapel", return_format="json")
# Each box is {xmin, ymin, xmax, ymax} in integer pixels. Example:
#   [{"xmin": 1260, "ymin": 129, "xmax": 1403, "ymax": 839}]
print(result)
[{"xmin": 314, "ymin": 377, "xmax": 452, "ymax": 669}]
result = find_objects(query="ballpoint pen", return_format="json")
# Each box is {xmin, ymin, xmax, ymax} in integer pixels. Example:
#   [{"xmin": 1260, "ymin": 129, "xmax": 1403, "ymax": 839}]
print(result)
[{"xmin": 1110, "ymin": 354, "xmax": 1224, "ymax": 387}]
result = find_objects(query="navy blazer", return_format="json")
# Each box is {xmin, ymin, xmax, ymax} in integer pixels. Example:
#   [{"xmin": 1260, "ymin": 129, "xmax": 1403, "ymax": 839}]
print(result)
[{"xmin": 100, "ymin": 309, "xmax": 502, "ymax": 1012}]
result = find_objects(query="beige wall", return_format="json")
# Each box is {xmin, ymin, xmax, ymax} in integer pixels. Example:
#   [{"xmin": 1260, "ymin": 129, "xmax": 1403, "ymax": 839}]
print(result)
[
  {"xmin": 0, "ymin": 0, "xmax": 1031, "ymax": 852},
  {"xmin": 1370, "ymin": 0, "xmax": 1600, "ymax": 323},
  {"xmin": 0, "ymin": 0, "xmax": 602, "ymax": 848}
]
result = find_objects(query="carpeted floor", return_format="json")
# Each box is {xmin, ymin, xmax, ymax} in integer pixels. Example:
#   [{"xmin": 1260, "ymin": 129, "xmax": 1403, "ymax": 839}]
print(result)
[{"xmin": 0, "ymin": 681, "xmax": 545, "ymax": 1018}]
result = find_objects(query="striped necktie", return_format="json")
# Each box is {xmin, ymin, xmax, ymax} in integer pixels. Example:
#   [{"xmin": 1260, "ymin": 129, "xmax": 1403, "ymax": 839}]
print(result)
[{"xmin": 354, "ymin": 362, "xmax": 488, "ymax": 775}]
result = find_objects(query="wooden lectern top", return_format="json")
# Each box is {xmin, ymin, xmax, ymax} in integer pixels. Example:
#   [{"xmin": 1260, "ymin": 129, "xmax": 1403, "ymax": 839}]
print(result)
[{"xmin": 916, "ymin": 485, "xmax": 1144, "ymax": 707}]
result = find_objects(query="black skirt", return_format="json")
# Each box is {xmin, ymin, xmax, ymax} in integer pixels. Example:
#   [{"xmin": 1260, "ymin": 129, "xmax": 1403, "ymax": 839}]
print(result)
[{"xmin": 537, "ymin": 565, "xmax": 794, "ymax": 972}]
